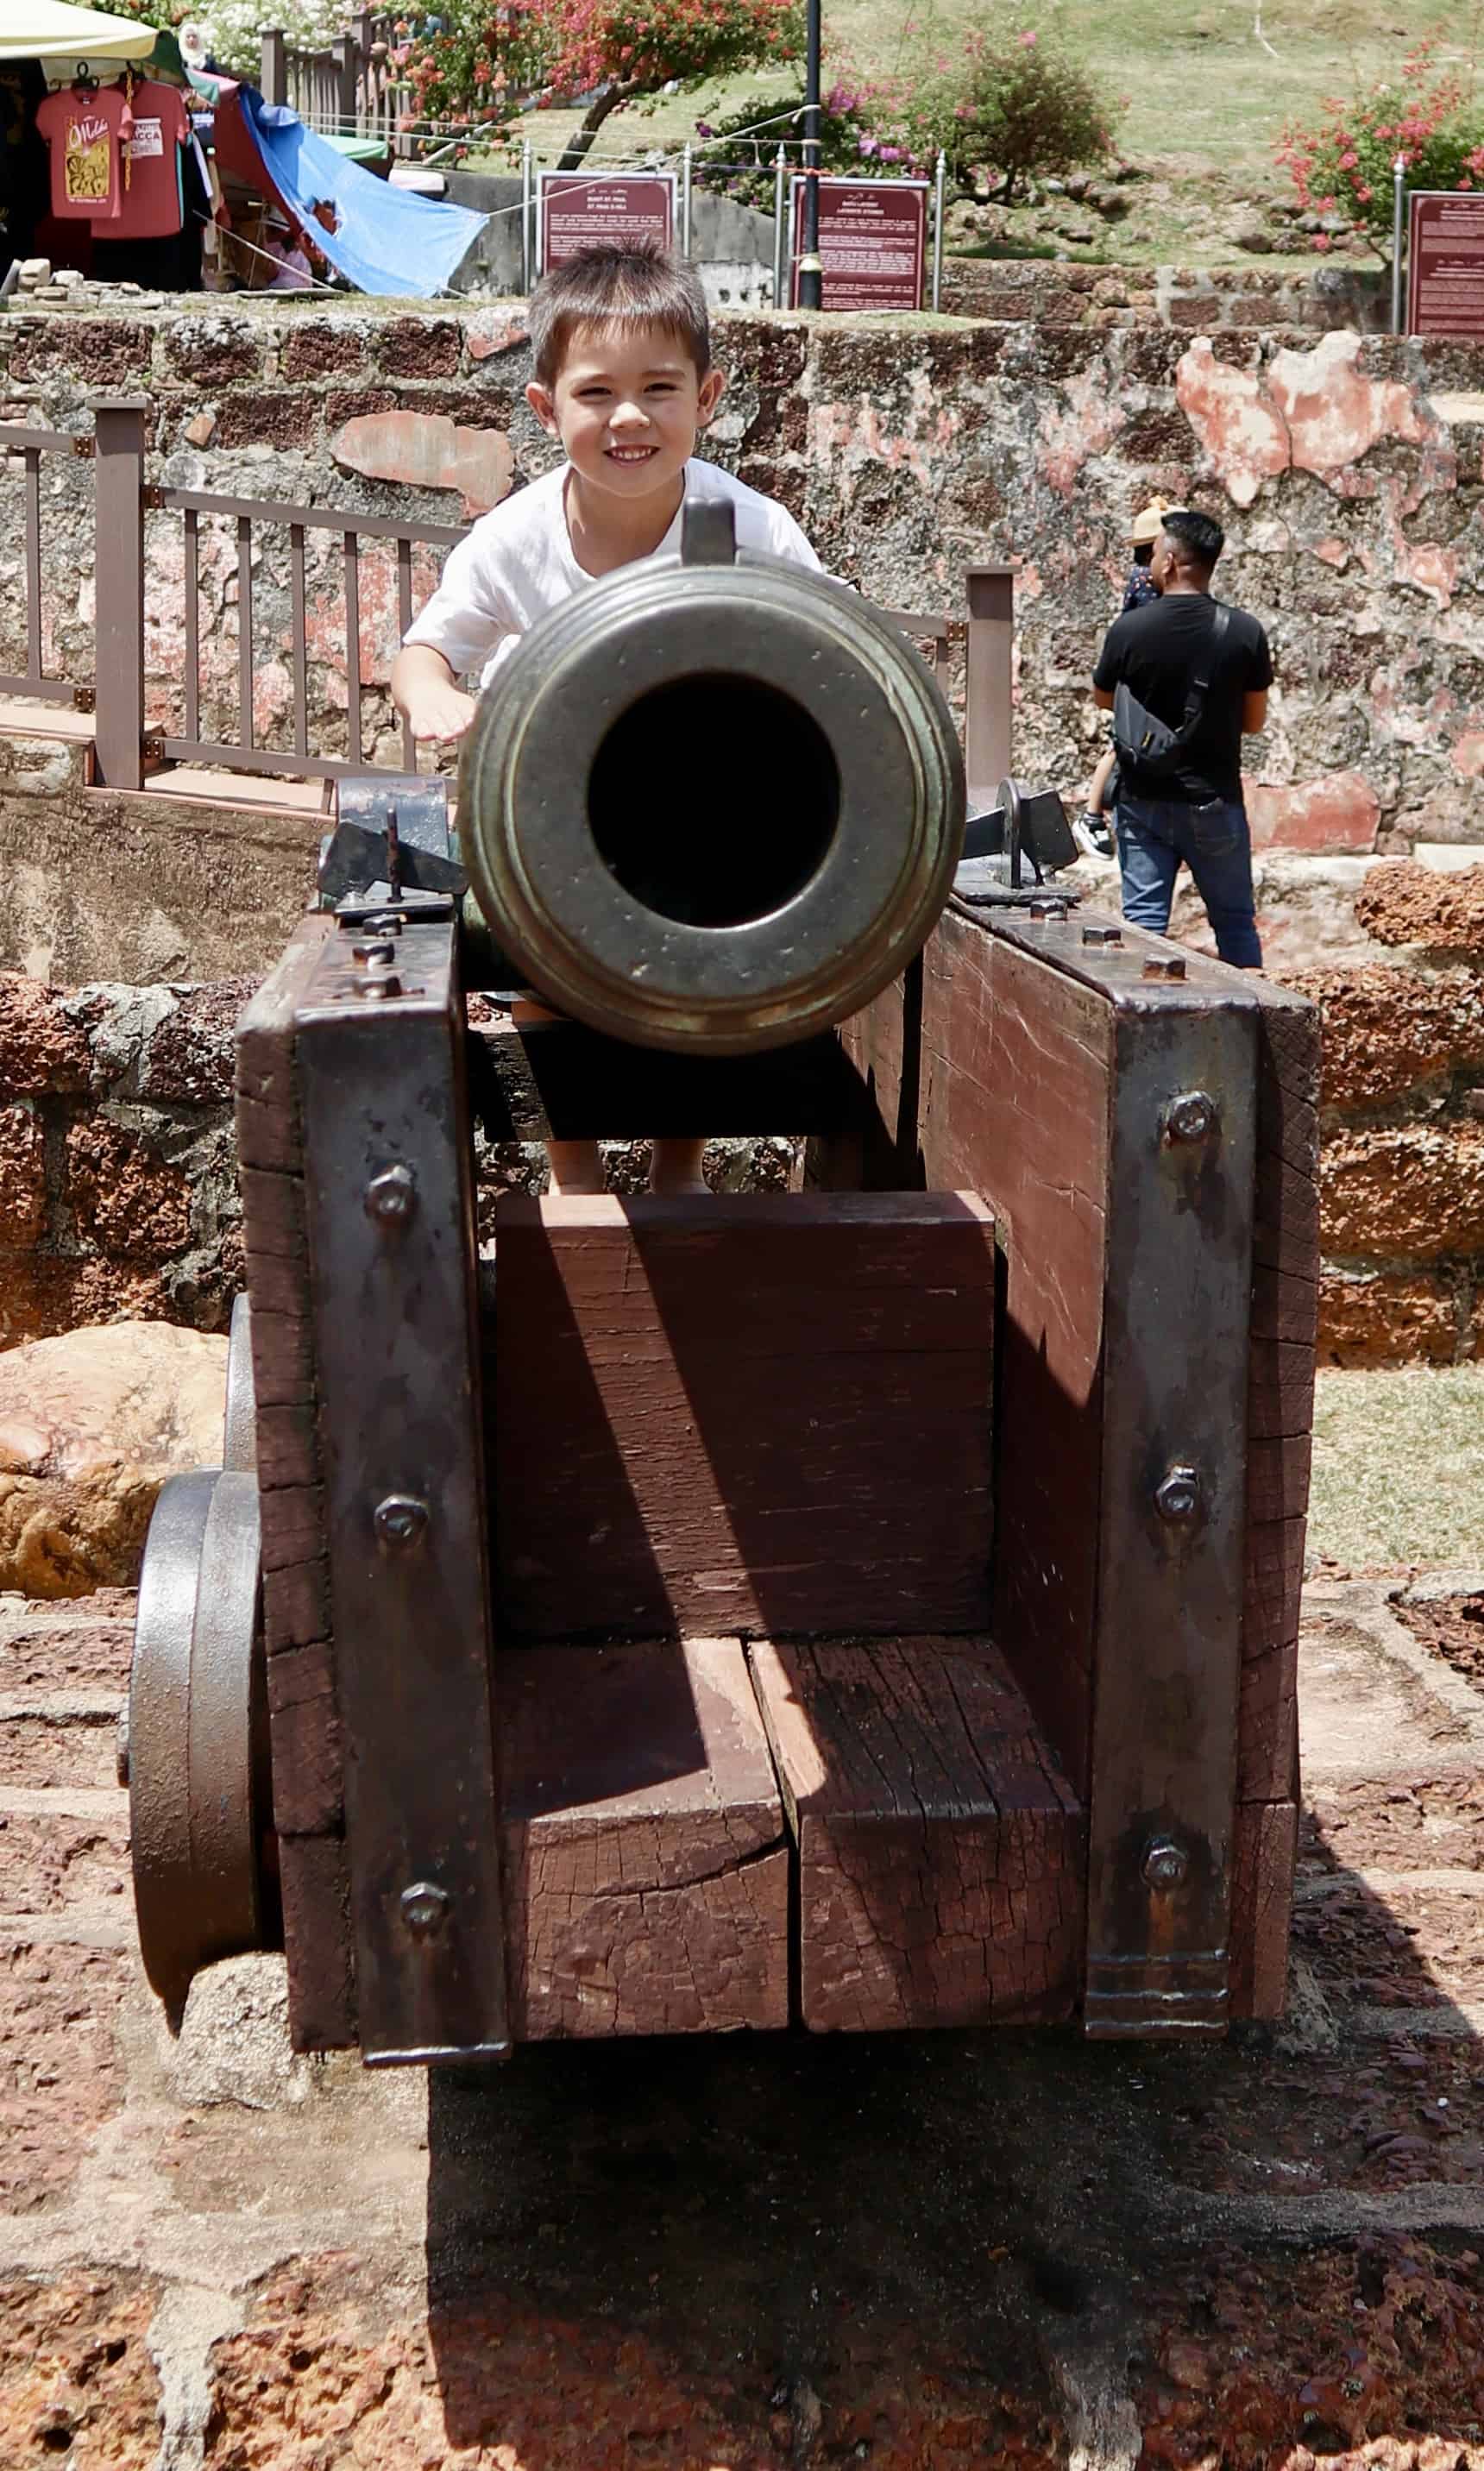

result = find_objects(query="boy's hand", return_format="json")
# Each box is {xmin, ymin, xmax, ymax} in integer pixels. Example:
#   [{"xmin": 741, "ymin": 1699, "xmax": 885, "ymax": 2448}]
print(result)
[{"xmin": 406, "ymin": 679, "xmax": 479, "ymax": 745}]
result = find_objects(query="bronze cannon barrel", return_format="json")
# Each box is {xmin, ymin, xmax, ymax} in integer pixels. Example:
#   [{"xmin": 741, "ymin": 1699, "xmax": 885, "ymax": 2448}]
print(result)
[{"xmin": 456, "ymin": 501, "xmax": 966, "ymax": 1055}]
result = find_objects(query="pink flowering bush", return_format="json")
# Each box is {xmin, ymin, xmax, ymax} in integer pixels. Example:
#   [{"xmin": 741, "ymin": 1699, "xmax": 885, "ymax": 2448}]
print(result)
[
  {"xmin": 1277, "ymin": 35, "xmax": 1484, "ymax": 254},
  {"xmin": 393, "ymin": 0, "xmax": 799, "ymax": 158},
  {"xmin": 918, "ymin": 26, "xmax": 1119, "ymax": 199},
  {"xmin": 694, "ymin": 22, "xmax": 1116, "ymax": 208}
]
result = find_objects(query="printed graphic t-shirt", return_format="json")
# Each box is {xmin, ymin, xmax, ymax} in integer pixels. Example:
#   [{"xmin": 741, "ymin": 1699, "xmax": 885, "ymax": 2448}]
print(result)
[
  {"xmin": 111, "ymin": 80, "xmax": 191, "ymax": 238},
  {"xmin": 35, "ymin": 85, "xmax": 130, "ymax": 221}
]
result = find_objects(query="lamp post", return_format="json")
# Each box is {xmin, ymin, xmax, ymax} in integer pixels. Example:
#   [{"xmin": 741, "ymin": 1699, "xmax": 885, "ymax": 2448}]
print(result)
[{"xmin": 797, "ymin": 0, "xmax": 822, "ymax": 309}]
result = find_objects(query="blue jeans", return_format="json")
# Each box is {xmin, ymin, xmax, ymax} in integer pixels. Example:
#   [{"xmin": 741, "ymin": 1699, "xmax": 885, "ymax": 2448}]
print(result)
[{"xmin": 1115, "ymin": 790, "xmax": 1262, "ymax": 971}]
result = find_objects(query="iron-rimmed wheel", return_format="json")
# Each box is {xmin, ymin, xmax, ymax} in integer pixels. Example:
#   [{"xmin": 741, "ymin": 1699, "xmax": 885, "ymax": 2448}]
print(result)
[
  {"xmin": 129, "ymin": 1468, "xmax": 274, "ymax": 2012},
  {"xmin": 223, "ymin": 1292, "xmax": 256, "ymax": 1474}
]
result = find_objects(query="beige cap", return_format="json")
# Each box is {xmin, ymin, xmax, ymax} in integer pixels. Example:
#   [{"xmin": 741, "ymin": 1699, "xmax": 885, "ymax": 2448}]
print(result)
[{"xmin": 1128, "ymin": 498, "xmax": 1170, "ymax": 546}]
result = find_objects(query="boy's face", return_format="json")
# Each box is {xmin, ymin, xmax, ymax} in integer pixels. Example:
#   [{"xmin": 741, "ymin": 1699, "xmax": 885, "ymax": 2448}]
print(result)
[{"xmin": 527, "ymin": 319, "xmax": 725, "ymax": 508}]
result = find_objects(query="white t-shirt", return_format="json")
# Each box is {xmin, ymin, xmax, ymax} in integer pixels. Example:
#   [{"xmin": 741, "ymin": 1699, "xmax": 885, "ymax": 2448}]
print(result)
[{"xmin": 402, "ymin": 457, "xmax": 823, "ymax": 689}]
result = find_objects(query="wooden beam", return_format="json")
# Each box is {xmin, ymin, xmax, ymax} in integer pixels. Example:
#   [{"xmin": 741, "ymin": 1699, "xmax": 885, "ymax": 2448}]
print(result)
[
  {"xmin": 499, "ymin": 1638, "xmax": 789, "ymax": 2038},
  {"xmin": 749, "ymin": 1636, "xmax": 1084, "ymax": 2031},
  {"xmin": 493, "ymin": 1192, "xmax": 997, "ymax": 1642}
]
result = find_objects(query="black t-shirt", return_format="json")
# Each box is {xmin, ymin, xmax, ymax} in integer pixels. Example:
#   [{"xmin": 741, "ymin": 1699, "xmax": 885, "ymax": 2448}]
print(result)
[{"xmin": 1092, "ymin": 593, "xmax": 1273, "ymax": 803}]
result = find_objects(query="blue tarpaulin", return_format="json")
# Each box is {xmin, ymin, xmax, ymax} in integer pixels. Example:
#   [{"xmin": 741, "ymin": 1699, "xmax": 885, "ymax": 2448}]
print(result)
[{"xmin": 215, "ymin": 85, "xmax": 488, "ymax": 299}]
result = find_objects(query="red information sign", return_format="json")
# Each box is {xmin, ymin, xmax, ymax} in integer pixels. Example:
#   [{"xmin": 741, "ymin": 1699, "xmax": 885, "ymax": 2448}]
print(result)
[
  {"xmin": 789, "ymin": 175, "xmax": 928, "ymax": 311},
  {"xmin": 538, "ymin": 171, "xmax": 676, "ymax": 272},
  {"xmin": 1407, "ymin": 190, "xmax": 1484, "ymax": 336}
]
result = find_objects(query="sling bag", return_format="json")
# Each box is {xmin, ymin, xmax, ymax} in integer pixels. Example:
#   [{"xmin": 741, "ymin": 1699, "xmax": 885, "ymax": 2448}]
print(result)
[{"xmin": 1112, "ymin": 603, "xmax": 1230, "ymax": 781}]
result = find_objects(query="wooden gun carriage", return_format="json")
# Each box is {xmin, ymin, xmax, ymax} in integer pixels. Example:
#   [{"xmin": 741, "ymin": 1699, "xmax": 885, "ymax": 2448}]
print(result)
[{"xmin": 127, "ymin": 511, "xmax": 1316, "ymax": 2061}]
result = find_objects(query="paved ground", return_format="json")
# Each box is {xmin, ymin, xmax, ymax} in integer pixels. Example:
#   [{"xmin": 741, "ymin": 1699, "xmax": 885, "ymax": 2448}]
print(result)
[{"xmin": 3, "ymin": 1572, "xmax": 1484, "ymax": 2470}]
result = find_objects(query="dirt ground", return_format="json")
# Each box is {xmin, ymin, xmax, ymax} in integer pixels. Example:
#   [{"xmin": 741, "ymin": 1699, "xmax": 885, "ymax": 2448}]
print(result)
[{"xmin": 2, "ymin": 1547, "xmax": 1484, "ymax": 2469}]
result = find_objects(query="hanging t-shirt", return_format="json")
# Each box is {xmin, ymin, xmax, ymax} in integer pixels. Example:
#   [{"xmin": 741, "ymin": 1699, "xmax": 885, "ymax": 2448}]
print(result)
[
  {"xmin": 110, "ymin": 80, "xmax": 192, "ymax": 240},
  {"xmin": 35, "ymin": 84, "xmax": 131, "ymax": 221}
]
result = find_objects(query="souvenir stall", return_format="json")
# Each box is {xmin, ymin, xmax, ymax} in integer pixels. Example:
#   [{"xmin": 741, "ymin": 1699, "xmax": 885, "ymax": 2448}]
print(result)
[{"xmin": 4, "ymin": 3, "xmax": 208, "ymax": 289}]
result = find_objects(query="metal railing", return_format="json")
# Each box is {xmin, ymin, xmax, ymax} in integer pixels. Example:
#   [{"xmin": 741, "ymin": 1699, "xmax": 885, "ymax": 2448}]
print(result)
[
  {"xmin": 3, "ymin": 401, "xmax": 1012, "ymax": 802},
  {"xmin": 0, "ymin": 422, "xmax": 92, "ymax": 707},
  {"xmin": 91, "ymin": 399, "xmax": 465, "ymax": 790},
  {"xmin": 260, "ymin": 15, "xmax": 413, "ymax": 151}
]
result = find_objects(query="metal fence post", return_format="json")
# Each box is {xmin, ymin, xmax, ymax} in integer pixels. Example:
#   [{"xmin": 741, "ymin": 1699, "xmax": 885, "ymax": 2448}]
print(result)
[
  {"xmin": 964, "ymin": 565, "xmax": 1014, "ymax": 804},
  {"xmin": 260, "ymin": 29, "xmax": 286, "ymax": 105},
  {"xmin": 681, "ymin": 141, "xmax": 693, "ymax": 255},
  {"xmin": 1392, "ymin": 155, "xmax": 1406, "ymax": 335},
  {"xmin": 773, "ymin": 146, "xmax": 788, "ymax": 307},
  {"xmin": 522, "ymin": 140, "xmax": 534, "ymax": 289},
  {"xmin": 92, "ymin": 399, "xmax": 148, "ymax": 793},
  {"xmin": 932, "ymin": 151, "xmax": 946, "ymax": 311}
]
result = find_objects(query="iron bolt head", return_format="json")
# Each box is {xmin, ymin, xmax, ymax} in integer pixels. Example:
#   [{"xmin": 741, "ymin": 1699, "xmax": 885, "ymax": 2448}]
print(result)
[
  {"xmin": 357, "ymin": 974, "xmax": 402, "ymax": 1001},
  {"xmin": 1029, "ymin": 896, "xmax": 1069, "ymax": 921},
  {"xmin": 365, "ymin": 1163, "xmax": 418, "ymax": 1226},
  {"xmin": 1154, "ymin": 1464, "xmax": 1203, "ymax": 1525},
  {"xmin": 400, "ymin": 1881, "xmax": 450, "ymax": 1940},
  {"xmin": 1164, "ymin": 1091, "xmax": 1217, "ymax": 1145},
  {"xmin": 1142, "ymin": 954, "xmax": 1187, "ymax": 981},
  {"xmin": 1142, "ymin": 1836, "xmax": 1189, "ymax": 1891},
  {"xmin": 374, "ymin": 1493, "xmax": 430, "ymax": 1552},
  {"xmin": 352, "ymin": 938, "xmax": 396, "ymax": 965},
  {"xmin": 1082, "ymin": 923, "xmax": 1122, "ymax": 947}
]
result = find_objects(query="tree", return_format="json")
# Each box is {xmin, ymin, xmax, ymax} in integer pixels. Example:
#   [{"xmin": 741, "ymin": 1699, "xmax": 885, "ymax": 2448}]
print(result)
[
  {"xmin": 393, "ymin": 0, "xmax": 801, "ymax": 165},
  {"xmin": 1277, "ymin": 35, "xmax": 1484, "ymax": 258},
  {"xmin": 550, "ymin": 0, "xmax": 802, "ymax": 167}
]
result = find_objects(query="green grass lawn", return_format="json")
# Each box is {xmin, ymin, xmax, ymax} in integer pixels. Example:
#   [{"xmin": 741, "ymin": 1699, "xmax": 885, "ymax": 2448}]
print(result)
[
  {"xmin": 481, "ymin": 0, "xmax": 1473, "ymax": 261},
  {"xmin": 1309, "ymin": 1364, "xmax": 1484, "ymax": 1575}
]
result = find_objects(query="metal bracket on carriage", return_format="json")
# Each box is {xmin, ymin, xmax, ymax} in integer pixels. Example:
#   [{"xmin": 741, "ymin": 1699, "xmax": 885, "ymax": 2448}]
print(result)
[
  {"xmin": 318, "ymin": 773, "xmax": 468, "ymax": 916},
  {"xmin": 955, "ymin": 776, "xmax": 1085, "ymax": 911}
]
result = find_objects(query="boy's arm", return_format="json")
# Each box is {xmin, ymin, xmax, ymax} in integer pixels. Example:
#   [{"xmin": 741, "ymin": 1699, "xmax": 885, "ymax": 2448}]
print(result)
[
  {"xmin": 390, "ymin": 642, "xmax": 479, "ymax": 745},
  {"xmin": 395, "ymin": 521, "xmax": 517, "ymax": 743}
]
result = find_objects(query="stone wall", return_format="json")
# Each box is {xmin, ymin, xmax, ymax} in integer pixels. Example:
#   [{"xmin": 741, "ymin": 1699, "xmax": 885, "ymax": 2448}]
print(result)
[
  {"xmin": 5, "ymin": 858, "xmax": 1484, "ymax": 1366},
  {"xmin": 0, "ymin": 971, "xmax": 791, "ymax": 1352},
  {"xmin": 940, "ymin": 257, "xmax": 1392, "ymax": 334},
  {"xmin": 0, "ymin": 974, "xmax": 247, "ymax": 1351},
  {"xmin": 3, "ymin": 293, "xmax": 1483, "ymax": 852},
  {"xmin": 1293, "ymin": 862, "xmax": 1484, "ymax": 1366}
]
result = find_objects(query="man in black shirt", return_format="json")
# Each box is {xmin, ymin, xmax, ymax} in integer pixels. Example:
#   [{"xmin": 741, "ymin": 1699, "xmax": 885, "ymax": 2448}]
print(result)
[{"xmin": 1091, "ymin": 508, "xmax": 1273, "ymax": 969}]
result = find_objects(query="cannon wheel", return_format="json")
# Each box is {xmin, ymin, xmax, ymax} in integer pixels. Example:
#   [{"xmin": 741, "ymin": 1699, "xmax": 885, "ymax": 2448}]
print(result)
[
  {"xmin": 128, "ymin": 1468, "xmax": 274, "ymax": 2012},
  {"xmin": 223, "ymin": 1292, "xmax": 256, "ymax": 1473}
]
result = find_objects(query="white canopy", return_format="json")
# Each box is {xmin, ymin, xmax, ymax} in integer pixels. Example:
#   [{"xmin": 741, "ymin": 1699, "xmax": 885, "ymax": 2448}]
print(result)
[{"xmin": 0, "ymin": 3, "xmax": 158, "ymax": 63}]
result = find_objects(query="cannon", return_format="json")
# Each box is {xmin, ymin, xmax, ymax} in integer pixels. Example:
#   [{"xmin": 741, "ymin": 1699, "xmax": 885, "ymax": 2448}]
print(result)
[{"xmin": 127, "ymin": 505, "xmax": 1317, "ymax": 2060}]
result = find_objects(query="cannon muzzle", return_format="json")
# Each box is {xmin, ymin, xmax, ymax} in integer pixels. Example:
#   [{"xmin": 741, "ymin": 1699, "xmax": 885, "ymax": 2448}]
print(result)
[{"xmin": 456, "ymin": 500, "xmax": 965, "ymax": 1054}]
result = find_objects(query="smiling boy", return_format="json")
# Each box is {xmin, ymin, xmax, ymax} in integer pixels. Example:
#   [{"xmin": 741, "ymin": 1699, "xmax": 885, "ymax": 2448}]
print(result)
[{"xmin": 391, "ymin": 240, "xmax": 823, "ymax": 1191}]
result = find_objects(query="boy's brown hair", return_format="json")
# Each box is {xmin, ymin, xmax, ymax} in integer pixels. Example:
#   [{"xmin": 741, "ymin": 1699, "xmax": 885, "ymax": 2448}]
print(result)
[{"xmin": 527, "ymin": 239, "xmax": 712, "ymax": 389}]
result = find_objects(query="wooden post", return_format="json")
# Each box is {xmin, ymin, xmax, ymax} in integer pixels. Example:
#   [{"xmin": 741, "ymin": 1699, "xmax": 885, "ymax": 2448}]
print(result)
[
  {"xmin": 964, "ymin": 565, "xmax": 1013, "ymax": 804},
  {"xmin": 92, "ymin": 399, "xmax": 148, "ymax": 794},
  {"xmin": 260, "ymin": 28, "xmax": 286, "ymax": 104}
]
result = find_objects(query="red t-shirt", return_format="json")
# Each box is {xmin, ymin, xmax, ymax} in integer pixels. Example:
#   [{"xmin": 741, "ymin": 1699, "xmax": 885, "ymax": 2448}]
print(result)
[
  {"xmin": 112, "ymin": 80, "xmax": 191, "ymax": 239},
  {"xmin": 35, "ymin": 84, "xmax": 130, "ymax": 221}
]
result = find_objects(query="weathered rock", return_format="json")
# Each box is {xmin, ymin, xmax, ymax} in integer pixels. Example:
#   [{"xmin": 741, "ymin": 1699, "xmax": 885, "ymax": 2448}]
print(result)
[
  {"xmin": 1248, "ymin": 772, "xmax": 1379, "ymax": 855},
  {"xmin": 1355, "ymin": 861, "xmax": 1484, "ymax": 953},
  {"xmin": 1291, "ymin": 963, "xmax": 1484, "ymax": 1107},
  {"xmin": 1320, "ymin": 1122, "xmax": 1484, "ymax": 1262},
  {"xmin": 0, "ymin": 975, "xmax": 91, "ymax": 1096},
  {"xmin": 167, "ymin": 1957, "xmax": 323, "ymax": 2111},
  {"xmin": 1318, "ymin": 1267, "xmax": 1467, "ymax": 1366},
  {"xmin": 330, "ymin": 409, "xmax": 512, "ymax": 517},
  {"xmin": 0, "ymin": 1103, "xmax": 46, "ymax": 1248},
  {"xmin": 0, "ymin": 1322, "xmax": 227, "ymax": 1595}
]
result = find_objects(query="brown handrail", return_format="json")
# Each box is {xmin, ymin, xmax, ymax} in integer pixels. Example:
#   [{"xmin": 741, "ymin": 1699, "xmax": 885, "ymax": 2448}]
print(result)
[
  {"xmin": 73, "ymin": 398, "xmax": 1013, "ymax": 798},
  {"xmin": 0, "ymin": 421, "xmax": 91, "ymax": 707}
]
